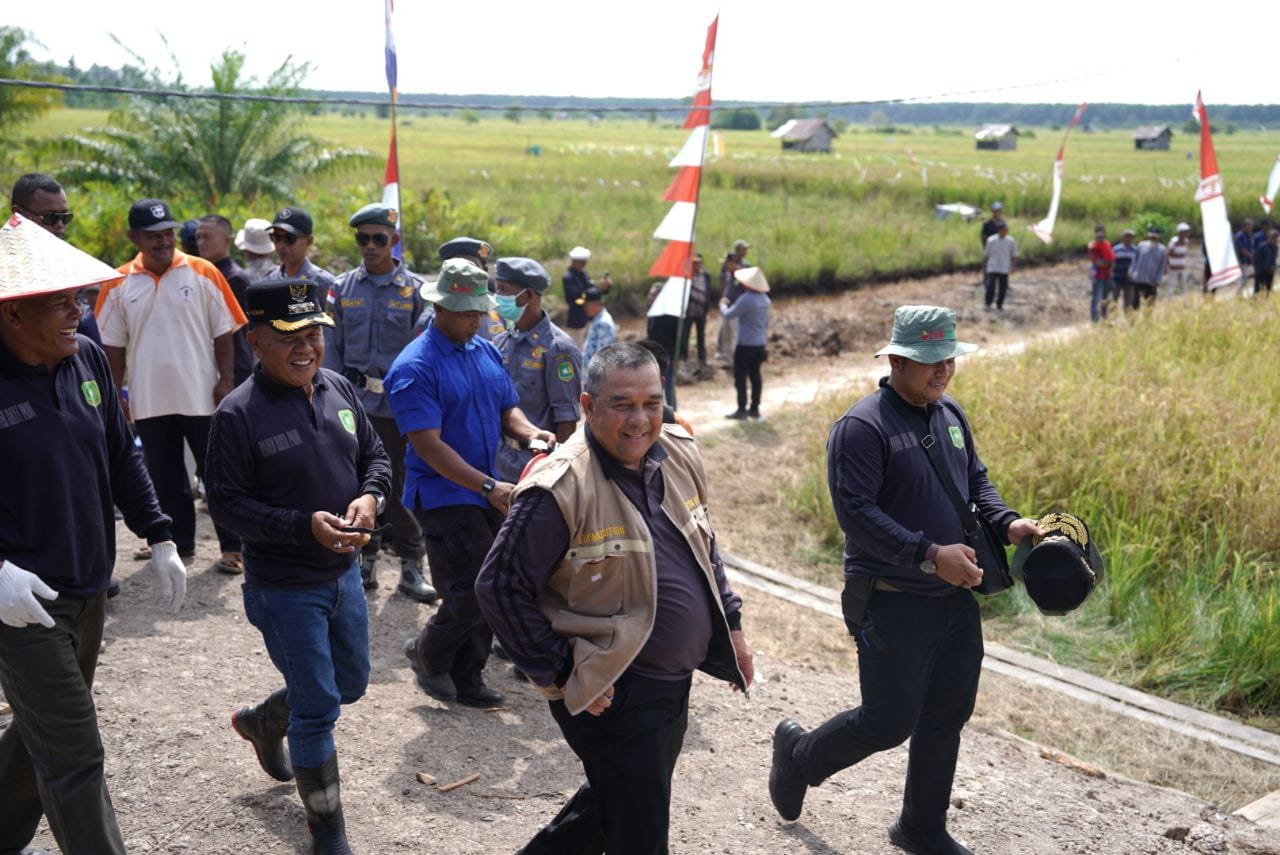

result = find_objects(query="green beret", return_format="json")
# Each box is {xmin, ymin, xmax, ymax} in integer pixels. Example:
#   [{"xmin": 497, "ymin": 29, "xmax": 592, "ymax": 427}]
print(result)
[{"xmin": 348, "ymin": 203, "xmax": 399, "ymax": 228}]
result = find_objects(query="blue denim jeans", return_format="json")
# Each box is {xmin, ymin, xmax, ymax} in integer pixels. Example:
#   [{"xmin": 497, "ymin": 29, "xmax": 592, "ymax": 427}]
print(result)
[
  {"xmin": 242, "ymin": 563, "xmax": 369, "ymax": 769},
  {"xmin": 1090, "ymin": 278, "xmax": 1112, "ymax": 322}
]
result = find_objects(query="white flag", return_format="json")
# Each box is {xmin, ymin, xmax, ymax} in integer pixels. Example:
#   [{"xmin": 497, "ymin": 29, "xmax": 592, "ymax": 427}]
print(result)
[{"xmin": 1261, "ymin": 153, "xmax": 1280, "ymax": 214}]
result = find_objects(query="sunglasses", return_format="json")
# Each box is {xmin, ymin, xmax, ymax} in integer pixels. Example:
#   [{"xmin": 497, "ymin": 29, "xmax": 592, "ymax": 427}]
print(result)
[
  {"xmin": 355, "ymin": 232, "xmax": 390, "ymax": 248},
  {"xmin": 22, "ymin": 209, "xmax": 74, "ymax": 227},
  {"xmin": 270, "ymin": 231, "xmax": 298, "ymax": 245}
]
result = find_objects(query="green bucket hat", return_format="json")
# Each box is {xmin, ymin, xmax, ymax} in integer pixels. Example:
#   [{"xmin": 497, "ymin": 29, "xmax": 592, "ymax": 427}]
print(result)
[
  {"xmin": 420, "ymin": 258, "xmax": 491, "ymax": 312},
  {"xmin": 874, "ymin": 305, "xmax": 978, "ymax": 363}
]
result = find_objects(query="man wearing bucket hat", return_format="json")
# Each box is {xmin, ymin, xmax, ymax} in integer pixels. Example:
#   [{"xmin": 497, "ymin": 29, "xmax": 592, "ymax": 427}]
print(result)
[
  {"xmin": 0, "ymin": 213, "xmax": 186, "ymax": 853},
  {"xmin": 561, "ymin": 246, "xmax": 610, "ymax": 348},
  {"xmin": 388, "ymin": 258, "xmax": 554, "ymax": 708},
  {"xmin": 324, "ymin": 202, "xmax": 435, "ymax": 602},
  {"xmin": 491, "ymin": 256, "xmax": 582, "ymax": 483},
  {"xmin": 205, "ymin": 276, "xmax": 390, "ymax": 852},
  {"xmin": 720, "ymin": 266, "xmax": 771, "ymax": 420},
  {"xmin": 768, "ymin": 305, "xmax": 1042, "ymax": 855},
  {"xmin": 235, "ymin": 217, "xmax": 277, "ymax": 283}
]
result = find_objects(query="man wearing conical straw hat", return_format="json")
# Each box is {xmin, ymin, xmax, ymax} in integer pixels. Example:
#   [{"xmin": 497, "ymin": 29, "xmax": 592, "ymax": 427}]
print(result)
[{"xmin": 0, "ymin": 213, "xmax": 187, "ymax": 853}]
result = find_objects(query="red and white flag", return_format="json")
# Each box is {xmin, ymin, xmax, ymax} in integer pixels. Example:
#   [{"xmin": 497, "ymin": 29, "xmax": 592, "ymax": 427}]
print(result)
[
  {"xmin": 383, "ymin": 0, "xmax": 402, "ymax": 259},
  {"xmin": 1261, "ymin": 152, "xmax": 1280, "ymax": 214},
  {"xmin": 1030, "ymin": 102, "xmax": 1086, "ymax": 244},
  {"xmin": 1193, "ymin": 91, "xmax": 1241, "ymax": 291}
]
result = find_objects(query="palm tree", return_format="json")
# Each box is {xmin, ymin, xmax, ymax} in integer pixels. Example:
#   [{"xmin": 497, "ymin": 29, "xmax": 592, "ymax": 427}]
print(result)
[{"xmin": 55, "ymin": 49, "xmax": 374, "ymax": 205}]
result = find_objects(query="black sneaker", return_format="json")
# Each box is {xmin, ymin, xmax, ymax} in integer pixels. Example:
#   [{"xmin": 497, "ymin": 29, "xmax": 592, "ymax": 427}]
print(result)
[
  {"xmin": 404, "ymin": 637, "xmax": 457, "ymax": 701},
  {"xmin": 769, "ymin": 719, "xmax": 809, "ymax": 821},
  {"xmin": 725, "ymin": 410, "xmax": 748, "ymax": 420},
  {"xmin": 888, "ymin": 818, "xmax": 973, "ymax": 855}
]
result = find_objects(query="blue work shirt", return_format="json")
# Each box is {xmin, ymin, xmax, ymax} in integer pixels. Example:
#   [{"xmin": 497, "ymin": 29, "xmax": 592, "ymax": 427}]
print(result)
[
  {"xmin": 827, "ymin": 377, "xmax": 1017, "ymax": 595},
  {"xmin": 0, "ymin": 335, "xmax": 171, "ymax": 596},
  {"xmin": 720, "ymin": 290, "xmax": 771, "ymax": 347},
  {"xmin": 324, "ymin": 259, "xmax": 426, "ymax": 419},
  {"xmin": 386, "ymin": 323, "xmax": 519, "ymax": 511},
  {"xmin": 492, "ymin": 311, "xmax": 582, "ymax": 481}
]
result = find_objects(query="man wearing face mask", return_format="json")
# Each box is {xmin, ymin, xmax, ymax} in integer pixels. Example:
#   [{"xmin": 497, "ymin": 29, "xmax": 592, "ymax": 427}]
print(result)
[
  {"xmin": 324, "ymin": 203, "xmax": 434, "ymax": 602},
  {"xmin": 491, "ymin": 257, "xmax": 582, "ymax": 483}
]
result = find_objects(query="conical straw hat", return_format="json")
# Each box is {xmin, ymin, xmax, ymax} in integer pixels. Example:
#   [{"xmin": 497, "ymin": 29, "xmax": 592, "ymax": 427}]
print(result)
[
  {"xmin": 0, "ymin": 213, "xmax": 121, "ymax": 302},
  {"xmin": 732, "ymin": 266, "xmax": 770, "ymax": 293}
]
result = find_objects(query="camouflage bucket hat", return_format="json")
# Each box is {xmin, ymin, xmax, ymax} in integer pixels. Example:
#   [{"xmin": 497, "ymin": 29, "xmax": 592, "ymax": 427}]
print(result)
[
  {"xmin": 874, "ymin": 305, "xmax": 979, "ymax": 363},
  {"xmin": 420, "ymin": 258, "xmax": 491, "ymax": 312}
]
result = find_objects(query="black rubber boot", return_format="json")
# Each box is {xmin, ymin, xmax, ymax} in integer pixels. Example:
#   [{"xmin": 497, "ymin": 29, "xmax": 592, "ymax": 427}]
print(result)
[
  {"xmin": 231, "ymin": 688, "xmax": 293, "ymax": 782},
  {"xmin": 295, "ymin": 753, "xmax": 354, "ymax": 854},
  {"xmin": 396, "ymin": 557, "xmax": 438, "ymax": 604}
]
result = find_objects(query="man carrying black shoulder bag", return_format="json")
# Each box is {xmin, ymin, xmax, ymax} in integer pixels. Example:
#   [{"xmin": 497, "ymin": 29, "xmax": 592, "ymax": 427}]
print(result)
[{"xmin": 767, "ymin": 305, "xmax": 1042, "ymax": 855}]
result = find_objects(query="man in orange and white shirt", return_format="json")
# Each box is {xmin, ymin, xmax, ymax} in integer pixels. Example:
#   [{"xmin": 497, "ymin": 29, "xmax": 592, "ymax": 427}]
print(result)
[{"xmin": 96, "ymin": 199, "xmax": 248, "ymax": 571}]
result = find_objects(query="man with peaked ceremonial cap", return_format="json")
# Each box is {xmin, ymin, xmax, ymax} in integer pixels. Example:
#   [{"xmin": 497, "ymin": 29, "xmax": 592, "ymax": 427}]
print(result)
[
  {"xmin": 0, "ymin": 213, "xmax": 186, "ymax": 853},
  {"xmin": 204, "ymin": 276, "xmax": 391, "ymax": 852},
  {"xmin": 767, "ymin": 305, "xmax": 1042, "ymax": 855}
]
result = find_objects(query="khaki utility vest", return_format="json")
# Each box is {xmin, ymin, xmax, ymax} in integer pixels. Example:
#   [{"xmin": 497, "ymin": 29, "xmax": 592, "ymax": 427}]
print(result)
[{"xmin": 514, "ymin": 424, "xmax": 743, "ymax": 715}]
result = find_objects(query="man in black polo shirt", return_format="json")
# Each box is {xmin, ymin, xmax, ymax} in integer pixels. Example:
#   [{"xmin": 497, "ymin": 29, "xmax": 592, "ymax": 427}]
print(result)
[
  {"xmin": 0, "ymin": 213, "xmax": 185, "ymax": 854},
  {"xmin": 205, "ymin": 278, "xmax": 391, "ymax": 852},
  {"xmin": 767, "ymin": 305, "xmax": 1040, "ymax": 855}
]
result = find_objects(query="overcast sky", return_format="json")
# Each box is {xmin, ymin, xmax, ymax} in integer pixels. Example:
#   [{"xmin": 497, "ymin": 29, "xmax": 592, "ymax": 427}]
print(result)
[{"xmin": 8, "ymin": 1, "xmax": 1269, "ymax": 107}]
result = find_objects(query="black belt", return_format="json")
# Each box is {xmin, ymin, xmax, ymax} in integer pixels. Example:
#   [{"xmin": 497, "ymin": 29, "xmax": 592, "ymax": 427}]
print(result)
[{"xmin": 342, "ymin": 367, "xmax": 384, "ymax": 394}]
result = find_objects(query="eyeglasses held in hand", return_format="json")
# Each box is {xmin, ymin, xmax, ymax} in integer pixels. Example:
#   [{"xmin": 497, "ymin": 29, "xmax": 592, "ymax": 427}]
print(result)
[
  {"xmin": 355, "ymin": 232, "xmax": 390, "ymax": 248},
  {"xmin": 270, "ymin": 231, "xmax": 298, "ymax": 245}
]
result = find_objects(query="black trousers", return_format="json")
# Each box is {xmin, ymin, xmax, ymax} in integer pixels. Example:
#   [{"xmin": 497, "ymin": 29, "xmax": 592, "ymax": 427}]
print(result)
[
  {"xmin": 792, "ymin": 589, "xmax": 982, "ymax": 836},
  {"xmin": 134, "ymin": 413, "xmax": 239, "ymax": 554},
  {"xmin": 1257, "ymin": 270, "xmax": 1275, "ymax": 293},
  {"xmin": 364, "ymin": 417, "xmax": 424, "ymax": 561},
  {"xmin": 983, "ymin": 272, "xmax": 1009, "ymax": 308},
  {"xmin": 413, "ymin": 504, "xmax": 503, "ymax": 690},
  {"xmin": 0, "ymin": 593, "xmax": 125, "ymax": 854},
  {"xmin": 677, "ymin": 314, "xmax": 707, "ymax": 364},
  {"xmin": 519, "ymin": 673, "xmax": 691, "ymax": 855},
  {"xmin": 646, "ymin": 315, "xmax": 679, "ymax": 404},
  {"xmin": 733, "ymin": 344, "xmax": 765, "ymax": 413},
  {"xmin": 1133, "ymin": 282, "xmax": 1157, "ymax": 307}
]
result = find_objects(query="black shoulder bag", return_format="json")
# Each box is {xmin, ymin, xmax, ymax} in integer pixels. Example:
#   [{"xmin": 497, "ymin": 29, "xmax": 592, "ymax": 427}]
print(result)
[{"xmin": 918, "ymin": 432, "xmax": 1013, "ymax": 596}]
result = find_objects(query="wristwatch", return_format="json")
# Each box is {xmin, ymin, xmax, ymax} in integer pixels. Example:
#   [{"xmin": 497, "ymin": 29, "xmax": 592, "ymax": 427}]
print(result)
[
  {"xmin": 920, "ymin": 543, "xmax": 939, "ymax": 575},
  {"xmin": 367, "ymin": 491, "xmax": 386, "ymax": 516},
  {"xmin": 481, "ymin": 477, "xmax": 497, "ymax": 496}
]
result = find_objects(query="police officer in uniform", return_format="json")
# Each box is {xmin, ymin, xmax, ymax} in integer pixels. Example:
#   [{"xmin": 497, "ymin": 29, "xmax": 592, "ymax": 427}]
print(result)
[
  {"xmin": 436, "ymin": 236, "xmax": 508, "ymax": 342},
  {"xmin": 491, "ymin": 257, "xmax": 582, "ymax": 482},
  {"xmin": 206, "ymin": 277, "xmax": 391, "ymax": 854},
  {"xmin": 324, "ymin": 203, "xmax": 435, "ymax": 602},
  {"xmin": 264, "ymin": 207, "xmax": 337, "ymax": 299}
]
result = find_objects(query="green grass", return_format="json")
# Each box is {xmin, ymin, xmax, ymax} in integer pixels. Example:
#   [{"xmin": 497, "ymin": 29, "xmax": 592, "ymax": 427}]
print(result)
[
  {"xmin": 787, "ymin": 297, "xmax": 1280, "ymax": 717},
  {"xmin": 15, "ymin": 108, "xmax": 1280, "ymax": 311}
]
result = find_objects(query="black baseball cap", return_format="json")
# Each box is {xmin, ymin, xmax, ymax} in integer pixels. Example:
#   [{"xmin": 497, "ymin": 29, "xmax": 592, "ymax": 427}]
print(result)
[
  {"xmin": 271, "ymin": 206, "xmax": 313, "ymax": 237},
  {"xmin": 129, "ymin": 199, "xmax": 180, "ymax": 232},
  {"xmin": 244, "ymin": 278, "xmax": 335, "ymax": 333}
]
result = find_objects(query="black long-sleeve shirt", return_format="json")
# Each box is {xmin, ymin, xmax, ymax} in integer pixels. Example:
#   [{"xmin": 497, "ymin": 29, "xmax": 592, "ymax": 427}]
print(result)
[
  {"xmin": 826, "ymin": 377, "xmax": 1017, "ymax": 595},
  {"xmin": 214, "ymin": 256, "xmax": 255, "ymax": 384},
  {"xmin": 205, "ymin": 366, "xmax": 390, "ymax": 587},
  {"xmin": 561, "ymin": 267, "xmax": 593, "ymax": 330},
  {"xmin": 0, "ymin": 334, "xmax": 171, "ymax": 596},
  {"xmin": 477, "ymin": 429, "xmax": 742, "ymax": 688}
]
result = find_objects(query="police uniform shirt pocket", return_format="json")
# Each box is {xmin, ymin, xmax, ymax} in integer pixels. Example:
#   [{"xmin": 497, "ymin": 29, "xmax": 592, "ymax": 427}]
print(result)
[{"xmin": 338, "ymin": 299, "xmax": 373, "ymax": 364}]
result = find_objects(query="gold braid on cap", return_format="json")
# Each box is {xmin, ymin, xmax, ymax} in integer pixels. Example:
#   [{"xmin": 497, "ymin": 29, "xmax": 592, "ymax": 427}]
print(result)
[{"xmin": 1031, "ymin": 512, "xmax": 1095, "ymax": 581}]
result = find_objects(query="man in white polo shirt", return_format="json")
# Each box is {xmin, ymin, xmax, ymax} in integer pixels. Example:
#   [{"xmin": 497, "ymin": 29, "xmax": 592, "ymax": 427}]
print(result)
[{"xmin": 95, "ymin": 199, "xmax": 248, "ymax": 569}]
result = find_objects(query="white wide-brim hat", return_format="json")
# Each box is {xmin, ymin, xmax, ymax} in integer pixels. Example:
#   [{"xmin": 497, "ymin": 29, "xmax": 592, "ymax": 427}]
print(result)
[
  {"xmin": 568, "ymin": 246, "xmax": 591, "ymax": 261},
  {"xmin": 0, "ymin": 213, "xmax": 121, "ymax": 302},
  {"xmin": 236, "ymin": 218, "xmax": 275, "ymax": 254},
  {"xmin": 733, "ymin": 266, "xmax": 770, "ymax": 293}
]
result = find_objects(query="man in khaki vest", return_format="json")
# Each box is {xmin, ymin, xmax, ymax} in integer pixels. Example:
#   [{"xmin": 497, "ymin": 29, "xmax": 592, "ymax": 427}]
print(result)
[{"xmin": 476, "ymin": 341, "xmax": 754, "ymax": 855}]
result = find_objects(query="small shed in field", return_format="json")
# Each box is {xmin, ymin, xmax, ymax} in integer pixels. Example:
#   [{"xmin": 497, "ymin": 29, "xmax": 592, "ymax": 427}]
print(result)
[
  {"xmin": 975, "ymin": 124, "xmax": 1019, "ymax": 150},
  {"xmin": 771, "ymin": 118, "xmax": 837, "ymax": 153},
  {"xmin": 1133, "ymin": 125, "xmax": 1173, "ymax": 150}
]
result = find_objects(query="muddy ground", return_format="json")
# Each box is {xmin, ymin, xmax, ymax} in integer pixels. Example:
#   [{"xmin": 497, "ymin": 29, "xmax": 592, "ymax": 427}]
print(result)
[{"xmin": 9, "ymin": 261, "xmax": 1280, "ymax": 853}]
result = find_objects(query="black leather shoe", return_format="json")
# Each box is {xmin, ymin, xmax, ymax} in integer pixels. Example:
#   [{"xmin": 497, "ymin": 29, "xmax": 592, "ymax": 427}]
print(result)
[
  {"xmin": 769, "ymin": 718, "xmax": 809, "ymax": 821},
  {"xmin": 231, "ymin": 688, "xmax": 293, "ymax": 782},
  {"xmin": 396, "ymin": 558, "xmax": 438, "ymax": 604},
  {"xmin": 457, "ymin": 684, "xmax": 505, "ymax": 708},
  {"xmin": 725, "ymin": 410, "xmax": 748, "ymax": 420},
  {"xmin": 747, "ymin": 408, "xmax": 761, "ymax": 419},
  {"xmin": 403, "ymin": 636, "xmax": 457, "ymax": 700},
  {"xmin": 888, "ymin": 819, "xmax": 973, "ymax": 855}
]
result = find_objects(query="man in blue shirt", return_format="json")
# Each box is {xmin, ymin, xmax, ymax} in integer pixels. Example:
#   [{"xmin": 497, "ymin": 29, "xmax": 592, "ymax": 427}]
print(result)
[
  {"xmin": 388, "ymin": 258, "xmax": 554, "ymax": 708},
  {"xmin": 767, "ymin": 305, "xmax": 1040, "ymax": 855}
]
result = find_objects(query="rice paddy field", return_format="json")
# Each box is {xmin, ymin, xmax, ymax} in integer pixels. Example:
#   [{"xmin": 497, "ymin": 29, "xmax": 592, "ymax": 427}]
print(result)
[{"xmin": 22, "ymin": 108, "xmax": 1280, "ymax": 307}]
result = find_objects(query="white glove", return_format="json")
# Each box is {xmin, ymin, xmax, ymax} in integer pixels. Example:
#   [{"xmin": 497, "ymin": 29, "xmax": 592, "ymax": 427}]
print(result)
[
  {"xmin": 149, "ymin": 541, "xmax": 187, "ymax": 613},
  {"xmin": 0, "ymin": 560, "xmax": 58, "ymax": 628}
]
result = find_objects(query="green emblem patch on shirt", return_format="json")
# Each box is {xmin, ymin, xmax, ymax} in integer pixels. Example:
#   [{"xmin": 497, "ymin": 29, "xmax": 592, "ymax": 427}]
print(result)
[
  {"xmin": 557, "ymin": 361, "xmax": 575, "ymax": 382},
  {"xmin": 339, "ymin": 409, "xmax": 357, "ymax": 434},
  {"xmin": 81, "ymin": 380, "xmax": 101, "ymax": 407},
  {"xmin": 948, "ymin": 425, "xmax": 964, "ymax": 449}
]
